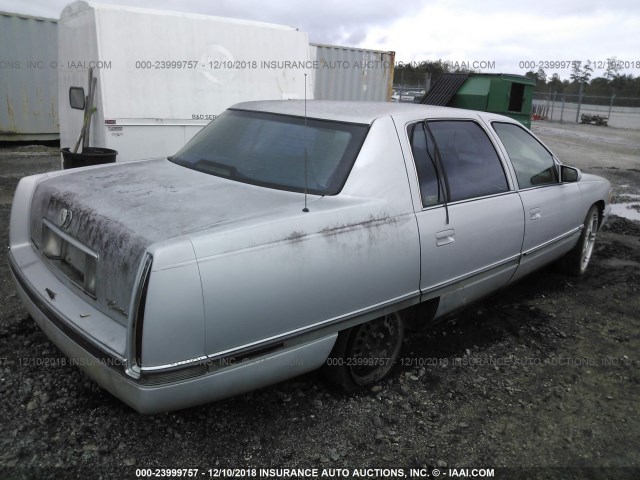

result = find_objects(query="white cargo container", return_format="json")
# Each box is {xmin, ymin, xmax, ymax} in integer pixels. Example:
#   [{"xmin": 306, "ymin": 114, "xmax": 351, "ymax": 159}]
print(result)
[{"xmin": 58, "ymin": 1, "xmax": 313, "ymax": 161}]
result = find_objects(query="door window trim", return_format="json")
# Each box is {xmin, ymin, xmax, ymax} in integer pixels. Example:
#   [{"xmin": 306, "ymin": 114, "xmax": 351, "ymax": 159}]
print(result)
[{"xmin": 406, "ymin": 118, "xmax": 514, "ymax": 210}]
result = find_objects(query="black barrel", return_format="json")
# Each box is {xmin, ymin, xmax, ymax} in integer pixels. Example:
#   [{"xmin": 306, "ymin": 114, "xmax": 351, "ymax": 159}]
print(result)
[{"xmin": 61, "ymin": 147, "xmax": 118, "ymax": 169}]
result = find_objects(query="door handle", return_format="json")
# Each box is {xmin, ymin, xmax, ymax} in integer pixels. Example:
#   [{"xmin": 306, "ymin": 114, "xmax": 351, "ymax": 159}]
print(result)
[
  {"xmin": 530, "ymin": 207, "xmax": 541, "ymax": 221},
  {"xmin": 436, "ymin": 229, "xmax": 455, "ymax": 246}
]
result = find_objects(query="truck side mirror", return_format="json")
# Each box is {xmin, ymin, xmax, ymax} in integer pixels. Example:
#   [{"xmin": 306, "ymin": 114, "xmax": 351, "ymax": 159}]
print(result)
[{"xmin": 69, "ymin": 87, "xmax": 85, "ymax": 110}]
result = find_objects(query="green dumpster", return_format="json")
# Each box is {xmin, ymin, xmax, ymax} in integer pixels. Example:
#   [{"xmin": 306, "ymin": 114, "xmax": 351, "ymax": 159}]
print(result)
[{"xmin": 422, "ymin": 73, "xmax": 536, "ymax": 128}]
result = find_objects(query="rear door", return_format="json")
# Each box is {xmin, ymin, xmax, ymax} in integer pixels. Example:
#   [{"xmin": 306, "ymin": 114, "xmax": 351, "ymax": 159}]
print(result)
[{"xmin": 406, "ymin": 119, "xmax": 525, "ymax": 309}]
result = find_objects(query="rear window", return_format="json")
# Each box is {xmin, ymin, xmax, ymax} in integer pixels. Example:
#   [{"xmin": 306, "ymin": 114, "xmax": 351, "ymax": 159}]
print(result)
[{"xmin": 170, "ymin": 109, "xmax": 369, "ymax": 195}]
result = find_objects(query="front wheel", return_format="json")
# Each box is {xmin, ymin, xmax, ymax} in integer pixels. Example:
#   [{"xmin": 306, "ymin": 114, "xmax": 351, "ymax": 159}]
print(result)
[
  {"xmin": 560, "ymin": 205, "xmax": 600, "ymax": 276},
  {"xmin": 323, "ymin": 313, "xmax": 404, "ymax": 391}
]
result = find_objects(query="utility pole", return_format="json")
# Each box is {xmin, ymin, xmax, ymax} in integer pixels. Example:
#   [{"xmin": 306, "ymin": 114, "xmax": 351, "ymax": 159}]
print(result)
[
  {"xmin": 575, "ymin": 82, "xmax": 583, "ymax": 124},
  {"xmin": 607, "ymin": 91, "xmax": 616, "ymax": 120}
]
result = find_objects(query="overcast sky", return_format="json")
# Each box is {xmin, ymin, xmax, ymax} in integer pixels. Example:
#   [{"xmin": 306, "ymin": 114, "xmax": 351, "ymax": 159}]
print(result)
[{"xmin": 2, "ymin": 0, "xmax": 639, "ymax": 80}]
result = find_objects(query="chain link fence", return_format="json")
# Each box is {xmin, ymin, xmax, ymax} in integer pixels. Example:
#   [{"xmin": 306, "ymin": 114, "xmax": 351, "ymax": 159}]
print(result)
[
  {"xmin": 392, "ymin": 85, "xmax": 640, "ymax": 129},
  {"xmin": 532, "ymin": 92, "xmax": 640, "ymax": 129},
  {"xmin": 391, "ymin": 84, "xmax": 427, "ymax": 102}
]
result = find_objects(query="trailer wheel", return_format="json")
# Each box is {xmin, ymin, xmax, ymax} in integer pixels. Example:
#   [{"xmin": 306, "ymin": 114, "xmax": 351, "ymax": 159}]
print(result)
[{"xmin": 323, "ymin": 313, "xmax": 404, "ymax": 391}]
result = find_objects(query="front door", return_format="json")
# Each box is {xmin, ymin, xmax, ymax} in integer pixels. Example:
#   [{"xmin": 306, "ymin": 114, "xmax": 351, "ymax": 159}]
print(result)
[{"xmin": 491, "ymin": 122, "xmax": 583, "ymax": 280}]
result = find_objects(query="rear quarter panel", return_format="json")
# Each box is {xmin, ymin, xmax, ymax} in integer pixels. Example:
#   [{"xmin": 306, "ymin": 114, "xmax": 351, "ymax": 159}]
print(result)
[{"xmin": 191, "ymin": 115, "xmax": 421, "ymax": 357}]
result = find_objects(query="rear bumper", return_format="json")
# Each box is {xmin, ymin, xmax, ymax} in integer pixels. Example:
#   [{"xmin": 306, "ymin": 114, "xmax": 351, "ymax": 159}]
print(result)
[{"xmin": 9, "ymin": 250, "xmax": 336, "ymax": 414}]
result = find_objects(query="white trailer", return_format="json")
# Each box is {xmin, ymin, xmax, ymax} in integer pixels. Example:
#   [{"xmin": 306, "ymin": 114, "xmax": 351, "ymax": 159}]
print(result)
[{"xmin": 58, "ymin": 1, "xmax": 313, "ymax": 161}]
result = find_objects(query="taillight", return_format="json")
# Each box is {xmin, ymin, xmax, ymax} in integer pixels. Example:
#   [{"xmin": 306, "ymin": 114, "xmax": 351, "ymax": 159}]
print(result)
[{"xmin": 131, "ymin": 254, "xmax": 153, "ymax": 369}]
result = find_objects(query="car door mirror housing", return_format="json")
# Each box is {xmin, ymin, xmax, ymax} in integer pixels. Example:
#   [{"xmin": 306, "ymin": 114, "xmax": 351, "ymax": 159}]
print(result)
[{"xmin": 560, "ymin": 165, "xmax": 581, "ymax": 183}]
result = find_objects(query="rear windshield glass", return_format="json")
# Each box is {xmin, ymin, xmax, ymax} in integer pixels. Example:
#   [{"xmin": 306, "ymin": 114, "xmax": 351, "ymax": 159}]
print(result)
[{"xmin": 170, "ymin": 109, "xmax": 369, "ymax": 195}]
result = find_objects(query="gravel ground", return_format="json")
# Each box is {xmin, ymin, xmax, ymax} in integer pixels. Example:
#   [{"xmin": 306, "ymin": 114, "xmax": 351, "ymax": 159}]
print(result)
[{"xmin": 0, "ymin": 123, "xmax": 639, "ymax": 480}]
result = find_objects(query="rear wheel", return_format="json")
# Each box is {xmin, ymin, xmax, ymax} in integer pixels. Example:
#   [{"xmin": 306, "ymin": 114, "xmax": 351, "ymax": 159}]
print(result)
[
  {"xmin": 323, "ymin": 313, "xmax": 404, "ymax": 391},
  {"xmin": 560, "ymin": 205, "xmax": 600, "ymax": 276}
]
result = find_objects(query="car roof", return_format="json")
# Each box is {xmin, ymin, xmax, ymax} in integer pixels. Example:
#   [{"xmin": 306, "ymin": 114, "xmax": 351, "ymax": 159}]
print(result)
[{"xmin": 230, "ymin": 100, "xmax": 514, "ymax": 125}]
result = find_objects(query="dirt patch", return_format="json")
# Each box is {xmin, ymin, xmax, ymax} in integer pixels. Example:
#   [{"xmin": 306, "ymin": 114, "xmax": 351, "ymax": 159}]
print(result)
[
  {"xmin": 531, "ymin": 121, "xmax": 640, "ymax": 172},
  {"xmin": 0, "ymin": 146, "xmax": 60, "ymax": 205},
  {"xmin": 0, "ymin": 136, "xmax": 639, "ymax": 479}
]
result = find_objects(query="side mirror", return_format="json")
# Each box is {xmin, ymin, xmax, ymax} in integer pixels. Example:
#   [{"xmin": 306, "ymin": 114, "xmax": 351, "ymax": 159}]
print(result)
[
  {"xmin": 560, "ymin": 165, "xmax": 581, "ymax": 183},
  {"xmin": 69, "ymin": 87, "xmax": 85, "ymax": 110}
]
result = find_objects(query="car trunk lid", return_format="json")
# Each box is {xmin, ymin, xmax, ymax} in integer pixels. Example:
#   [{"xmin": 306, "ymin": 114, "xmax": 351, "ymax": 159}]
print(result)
[{"xmin": 29, "ymin": 158, "xmax": 303, "ymax": 325}]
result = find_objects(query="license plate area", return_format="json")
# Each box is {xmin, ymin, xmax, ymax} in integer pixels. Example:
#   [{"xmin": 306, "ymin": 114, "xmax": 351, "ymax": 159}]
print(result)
[{"xmin": 41, "ymin": 219, "xmax": 98, "ymax": 298}]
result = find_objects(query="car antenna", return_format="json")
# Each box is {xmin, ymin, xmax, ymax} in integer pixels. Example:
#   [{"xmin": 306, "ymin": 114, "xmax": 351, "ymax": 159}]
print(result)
[{"xmin": 302, "ymin": 73, "xmax": 310, "ymax": 213}]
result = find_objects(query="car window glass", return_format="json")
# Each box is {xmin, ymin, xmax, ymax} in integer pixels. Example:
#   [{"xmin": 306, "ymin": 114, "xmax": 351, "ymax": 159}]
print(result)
[
  {"xmin": 170, "ymin": 110, "xmax": 368, "ymax": 195},
  {"xmin": 407, "ymin": 122, "xmax": 442, "ymax": 206},
  {"xmin": 427, "ymin": 120, "xmax": 509, "ymax": 202},
  {"xmin": 492, "ymin": 122, "xmax": 557, "ymax": 189}
]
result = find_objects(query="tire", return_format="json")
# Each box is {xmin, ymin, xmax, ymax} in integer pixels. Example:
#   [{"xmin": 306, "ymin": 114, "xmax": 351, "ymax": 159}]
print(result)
[
  {"xmin": 560, "ymin": 205, "xmax": 600, "ymax": 276},
  {"xmin": 323, "ymin": 313, "xmax": 404, "ymax": 391}
]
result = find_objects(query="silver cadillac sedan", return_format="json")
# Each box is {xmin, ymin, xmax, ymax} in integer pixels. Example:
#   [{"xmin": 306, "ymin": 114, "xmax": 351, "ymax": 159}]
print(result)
[{"xmin": 9, "ymin": 101, "xmax": 612, "ymax": 413}]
